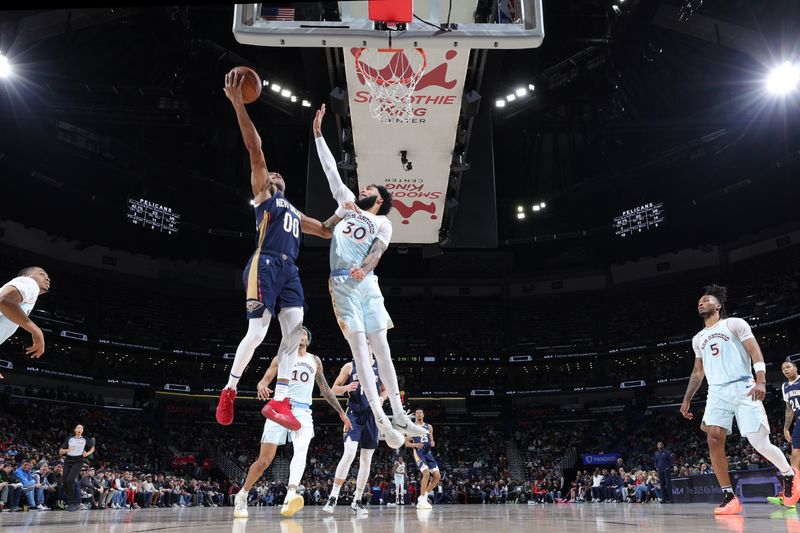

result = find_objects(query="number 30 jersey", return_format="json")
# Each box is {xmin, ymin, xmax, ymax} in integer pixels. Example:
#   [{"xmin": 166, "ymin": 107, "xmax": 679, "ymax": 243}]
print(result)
[
  {"xmin": 254, "ymin": 190, "xmax": 301, "ymax": 262},
  {"xmin": 330, "ymin": 210, "xmax": 392, "ymax": 272},
  {"xmin": 289, "ymin": 353, "xmax": 318, "ymax": 407},
  {"xmin": 692, "ymin": 318, "xmax": 755, "ymax": 386}
]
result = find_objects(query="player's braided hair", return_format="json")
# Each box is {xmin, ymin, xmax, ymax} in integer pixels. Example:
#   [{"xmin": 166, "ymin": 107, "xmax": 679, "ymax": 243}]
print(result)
[{"xmin": 703, "ymin": 284, "xmax": 728, "ymax": 318}]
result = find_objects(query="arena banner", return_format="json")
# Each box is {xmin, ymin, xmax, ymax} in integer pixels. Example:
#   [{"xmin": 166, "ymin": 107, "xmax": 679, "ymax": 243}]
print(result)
[
  {"xmin": 671, "ymin": 468, "xmax": 781, "ymax": 504},
  {"xmin": 344, "ymin": 47, "xmax": 470, "ymax": 243},
  {"xmin": 581, "ymin": 453, "xmax": 621, "ymax": 466}
]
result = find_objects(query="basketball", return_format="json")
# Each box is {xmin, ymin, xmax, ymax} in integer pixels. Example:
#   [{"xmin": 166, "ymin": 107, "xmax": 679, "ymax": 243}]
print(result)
[{"xmin": 230, "ymin": 66, "xmax": 262, "ymax": 104}]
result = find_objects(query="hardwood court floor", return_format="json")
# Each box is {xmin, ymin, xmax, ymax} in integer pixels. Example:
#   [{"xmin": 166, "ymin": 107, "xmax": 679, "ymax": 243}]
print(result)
[{"xmin": 1, "ymin": 502, "xmax": 798, "ymax": 532}]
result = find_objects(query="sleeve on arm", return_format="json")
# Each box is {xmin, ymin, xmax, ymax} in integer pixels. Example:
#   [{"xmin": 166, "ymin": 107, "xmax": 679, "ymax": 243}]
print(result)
[
  {"xmin": 8, "ymin": 277, "xmax": 39, "ymax": 303},
  {"xmin": 87, "ymin": 437, "xmax": 96, "ymax": 449},
  {"xmin": 314, "ymin": 136, "xmax": 355, "ymax": 205},
  {"xmin": 726, "ymin": 317, "xmax": 755, "ymax": 342},
  {"xmin": 692, "ymin": 335, "xmax": 702, "ymax": 359},
  {"xmin": 60, "ymin": 438, "xmax": 70, "ymax": 450},
  {"xmin": 376, "ymin": 219, "xmax": 393, "ymax": 246}
]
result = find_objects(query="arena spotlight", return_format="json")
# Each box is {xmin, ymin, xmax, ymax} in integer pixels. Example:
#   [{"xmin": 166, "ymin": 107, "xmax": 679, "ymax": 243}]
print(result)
[
  {"xmin": 528, "ymin": 83, "xmax": 535, "ymax": 92},
  {"xmin": 301, "ymin": 100, "xmax": 312, "ymax": 107},
  {"xmin": 517, "ymin": 206, "xmax": 524, "ymax": 213},
  {"xmin": 515, "ymin": 87, "xmax": 527, "ymax": 97},
  {"xmin": 532, "ymin": 205, "xmax": 541, "ymax": 212},
  {"xmin": 495, "ymin": 99, "xmax": 506, "ymax": 108},
  {"xmin": 767, "ymin": 61, "xmax": 800, "ymax": 95},
  {"xmin": 249, "ymin": 199, "xmax": 255, "ymax": 206},
  {"xmin": 540, "ymin": 201, "xmax": 546, "ymax": 208},
  {"xmin": 0, "ymin": 54, "xmax": 11, "ymax": 78},
  {"xmin": 506, "ymin": 94, "xmax": 516, "ymax": 102},
  {"xmin": 280, "ymin": 89, "xmax": 291, "ymax": 98},
  {"xmin": 516, "ymin": 212, "xmax": 526, "ymax": 220},
  {"xmin": 271, "ymin": 83, "xmax": 281, "ymax": 92},
  {"xmin": 290, "ymin": 95, "xmax": 297, "ymax": 102}
]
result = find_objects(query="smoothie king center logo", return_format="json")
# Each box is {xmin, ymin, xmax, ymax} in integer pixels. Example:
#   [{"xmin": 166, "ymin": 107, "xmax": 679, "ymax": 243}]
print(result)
[
  {"xmin": 350, "ymin": 48, "xmax": 462, "ymax": 119},
  {"xmin": 384, "ymin": 178, "xmax": 442, "ymax": 225}
]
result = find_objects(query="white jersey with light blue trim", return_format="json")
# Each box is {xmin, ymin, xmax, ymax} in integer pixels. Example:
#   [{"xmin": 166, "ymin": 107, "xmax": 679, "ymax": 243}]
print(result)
[
  {"xmin": 288, "ymin": 353, "xmax": 318, "ymax": 407},
  {"xmin": 0, "ymin": 276, "xmax": 40, "ymax": 344},
  {"xmin": 692, "ymin": 318, "xmax": 755, "ymax": 386},
  {"xmin": 330, "ymin": 210, "xmax": 393, "ymax": 273}
]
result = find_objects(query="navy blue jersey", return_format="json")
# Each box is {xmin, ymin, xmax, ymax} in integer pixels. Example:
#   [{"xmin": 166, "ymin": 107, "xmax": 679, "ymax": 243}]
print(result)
[
  {"xmin": 412, "ymin": 423, "xmax": 432, "ymax": 452},
  {"xmin": 346, "ymin": 360, "xmax": 381, "ymax": 413},
  {"xmin": 253, "ymin": 191, "xmax": 301, "ymax": 262},
  {"xmin": 783, "ymin": 379, "xmax": 800, "ymax": 417}
]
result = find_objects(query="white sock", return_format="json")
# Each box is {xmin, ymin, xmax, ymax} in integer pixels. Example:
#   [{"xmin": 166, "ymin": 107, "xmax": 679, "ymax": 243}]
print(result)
[
  {"xmin": 367, "ymin": 330, "xmax": 405, "ymax": 417},
  {"xmin": 227, "ymin": 316, "xmax": 271, "ymax": 390},
  {"xmin": 330, "ymin": 484, "xmax": 342, "ymax": 499},
  {"xmin": 353, "ymin": 486, "xmax": 364, "ymax": 502},
  {"xmin": 286, "ymin": 488, "xmax": 296, "ymax": 500}
]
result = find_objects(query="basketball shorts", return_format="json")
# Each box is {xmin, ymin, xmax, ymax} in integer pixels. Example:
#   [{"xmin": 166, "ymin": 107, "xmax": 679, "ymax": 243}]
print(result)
[
  {"xmin": 328, "ymin": 273, "xmax": 393, "ymax": 335},
  {"xmin": 243, "ymin": 252, "xmax": 304, "ymax": 319},
  {"xmin": 262, "ymin": 406, "xmax": 314, "ymax": 446},
  {"xmin": 792, "ymin": 422, "xmax": 800, "ymax": 449},
  {"xmin": 702, "ymin": 380, "xmax": 769, "ymax": 436},
  {"xmin": 344, "ymin": 409, "xmax": 379, "ymax": 450},
  {"xmin": 394, "ymin": 475, "xmax": 405, "ymax": 493},
  {"xmin": 414, "ymin": 451, "xmax": 439, "ymax": 472}
]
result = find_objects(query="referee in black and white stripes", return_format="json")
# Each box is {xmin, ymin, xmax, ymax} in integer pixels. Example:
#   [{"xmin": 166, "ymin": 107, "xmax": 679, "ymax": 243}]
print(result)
[{"xmin": 58, "ymin": 424, "xmax": 95, "ymax": 512}]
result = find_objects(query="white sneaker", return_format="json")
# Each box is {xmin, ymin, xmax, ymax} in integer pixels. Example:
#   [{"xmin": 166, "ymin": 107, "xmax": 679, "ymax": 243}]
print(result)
[
  {"xmin": 351, "ymin": 501, "xmax": 368, "ymax": 515},
  {"xmin": 280, "ymin": 493, "xmax": 304, "ymax": 518},
  {"xmin": 377, "ymin": 417, "xmax": 405, "ymax": 449},
  {"xmin": 322, "ymin": 496, "xmax": 337, "ymax": 513},
  {"xmin": 233, "ymin": 491, "xmax": 248, "ymax": 519},
  {"xmin": 416, "ymin": 498, "xmax": 432, "ymax": 510},
  {"xmin": 387, "ymin": 502, "xmax": 397, "ymax": 507},
  {"xmin": 391, "ymin": 413, "xmax": 428, "ymax": 438}
]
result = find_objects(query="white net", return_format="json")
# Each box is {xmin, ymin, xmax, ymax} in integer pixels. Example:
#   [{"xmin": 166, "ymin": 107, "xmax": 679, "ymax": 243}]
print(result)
[{"xmin": 354, "ymin": 48, "xmax": 427, "ymax": 121}]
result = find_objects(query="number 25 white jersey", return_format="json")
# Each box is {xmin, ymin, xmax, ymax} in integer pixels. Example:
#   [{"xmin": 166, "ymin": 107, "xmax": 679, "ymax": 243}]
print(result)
[{"xmin": 692, "ymin": 318, "xmax": 754, "ymax": 386}]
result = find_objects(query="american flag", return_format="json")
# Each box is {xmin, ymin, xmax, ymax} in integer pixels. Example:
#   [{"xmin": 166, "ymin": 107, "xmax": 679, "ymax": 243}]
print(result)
[{"xmin": 261, "ymin": 5, "xmax": 295, "ymax": 21}]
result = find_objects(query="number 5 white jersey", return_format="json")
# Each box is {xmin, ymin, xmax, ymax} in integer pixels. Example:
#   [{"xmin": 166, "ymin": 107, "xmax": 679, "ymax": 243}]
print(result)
[
  {"xmin": 289, "ymin": 354, "xmax": 318, "ymax": 407},
  {"xmin": 330, "ymin": 211, "xmax": 392, "ymax": 273},
  {"xmin": 692, "ymin": 318, "xmax": 755, "ymax": 386}
]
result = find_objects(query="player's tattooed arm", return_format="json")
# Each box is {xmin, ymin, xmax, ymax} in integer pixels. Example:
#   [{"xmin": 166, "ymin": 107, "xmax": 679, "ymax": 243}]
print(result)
[
  {"xmin": 300, "ymin": 213, "xmax": 337, "ymax": 239},
  {"xmin": 785, "ymin": 402, "xmax": 794, "ymax": 435},
  {"xmin": 316, "ymin": 356, "xmax": 353, "ymax": 432},
  {"xmin": 351, "ymin": 240, "xmax": 388, "ymax": 281},
  {"xmin": 679, "ymin": 358, "xmax": 705, "ymax": 420}
]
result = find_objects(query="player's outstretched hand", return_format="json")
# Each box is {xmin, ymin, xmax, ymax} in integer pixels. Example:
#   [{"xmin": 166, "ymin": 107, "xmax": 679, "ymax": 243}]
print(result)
[
  {"xmin": 746, "ymin": 381, "xmax": 766, "ymax": 402},
  {"xmin": 679, "ymin": 400, "xmax": 693, "ymax": 420},
  {"xmin": 349, "ymin": 266, "xmax": 367, "ymax": 282},
  {"xmin": 257, "ymin": 380, "xmax": 273, "ymax": 401},
  {"xmin": 785, "ymin": 429, "xmax": 793, "ymax": 442},
  {"xmin": 341, "ymin": 201, "xmax": 361, "ymax": 214},
  {"xmin": 312, "ymin": 104, "xmax": 326, "ymax": 137},
  {"xmin": 340, "ymin": 412, "xmax": 353, "ymax": 432},
  {"xmin": 26, "ymin": 325, "xmax": 45, "ymax": 358},
  {"xmin": 224, "ymin": 71, "xmax": 245, "ymax": 104}
]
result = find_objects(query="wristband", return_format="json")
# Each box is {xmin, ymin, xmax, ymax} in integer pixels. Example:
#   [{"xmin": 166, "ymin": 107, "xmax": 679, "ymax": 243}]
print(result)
[
  {"xmin": 753, "ymin": 362, "xmax": 766, "ymax": 374},
  {"xmin": 335, "ymin": 206, "xmax": 349, "ymax": 218}
]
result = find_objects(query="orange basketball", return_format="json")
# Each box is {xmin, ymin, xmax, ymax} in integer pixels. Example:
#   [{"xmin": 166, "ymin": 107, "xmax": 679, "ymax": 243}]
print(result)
[{"xmin": 231, "ymin": 66, "xmax": 262, "ymax": 104}]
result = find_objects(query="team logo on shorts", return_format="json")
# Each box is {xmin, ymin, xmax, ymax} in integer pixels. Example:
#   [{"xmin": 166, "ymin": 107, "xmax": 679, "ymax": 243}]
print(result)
[{"xmin": 246, "ymin": 298, "xmax": 264, "ymax": 313}]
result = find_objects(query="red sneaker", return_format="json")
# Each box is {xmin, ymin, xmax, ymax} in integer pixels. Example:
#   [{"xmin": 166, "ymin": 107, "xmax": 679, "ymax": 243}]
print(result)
[
  {"xmin": 714, "ymin": 495, "xmax": 742, "ymax": 515},
  {"xmin": 262, "ymin": 398, "xmax": 301, "ymax": 431},
  {"xmin": 215, "ymin": 387, "xmax": 237, "ymax": 426},
  {"xmin": 783, "ymin": 467, "xmax": 800, "ymax": 507}
]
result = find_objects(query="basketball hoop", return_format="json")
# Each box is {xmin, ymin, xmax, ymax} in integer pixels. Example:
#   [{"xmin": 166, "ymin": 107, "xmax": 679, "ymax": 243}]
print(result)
[{"xmin": 354, "ymin": 47, "xmax": 427, "ymax": 121}]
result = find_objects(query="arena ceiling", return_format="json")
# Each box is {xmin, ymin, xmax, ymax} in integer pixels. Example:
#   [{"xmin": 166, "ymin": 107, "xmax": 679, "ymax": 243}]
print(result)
[{"xmin": 0, "ymin": 1, "xmax": 798, "ymax": 273}]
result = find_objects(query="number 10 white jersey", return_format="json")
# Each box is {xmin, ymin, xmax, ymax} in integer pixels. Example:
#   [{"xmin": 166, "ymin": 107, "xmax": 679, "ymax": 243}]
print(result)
[{"xmin": 288, "ymin": 354, "xmax": 318, "ymax": 406}]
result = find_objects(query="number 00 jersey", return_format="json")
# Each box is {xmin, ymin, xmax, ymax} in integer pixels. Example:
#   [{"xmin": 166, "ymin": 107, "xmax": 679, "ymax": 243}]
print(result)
[
  {"xmin": 330, "ymin": 210, "xmax": 392, "ymax": 273},
  {"xmin": 253, "ymin": 190, "xmax": 301, "ymax": 262},
  {"xmin": 692, "ymin": 318, "xmax": 755, "ymax": 386}
]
